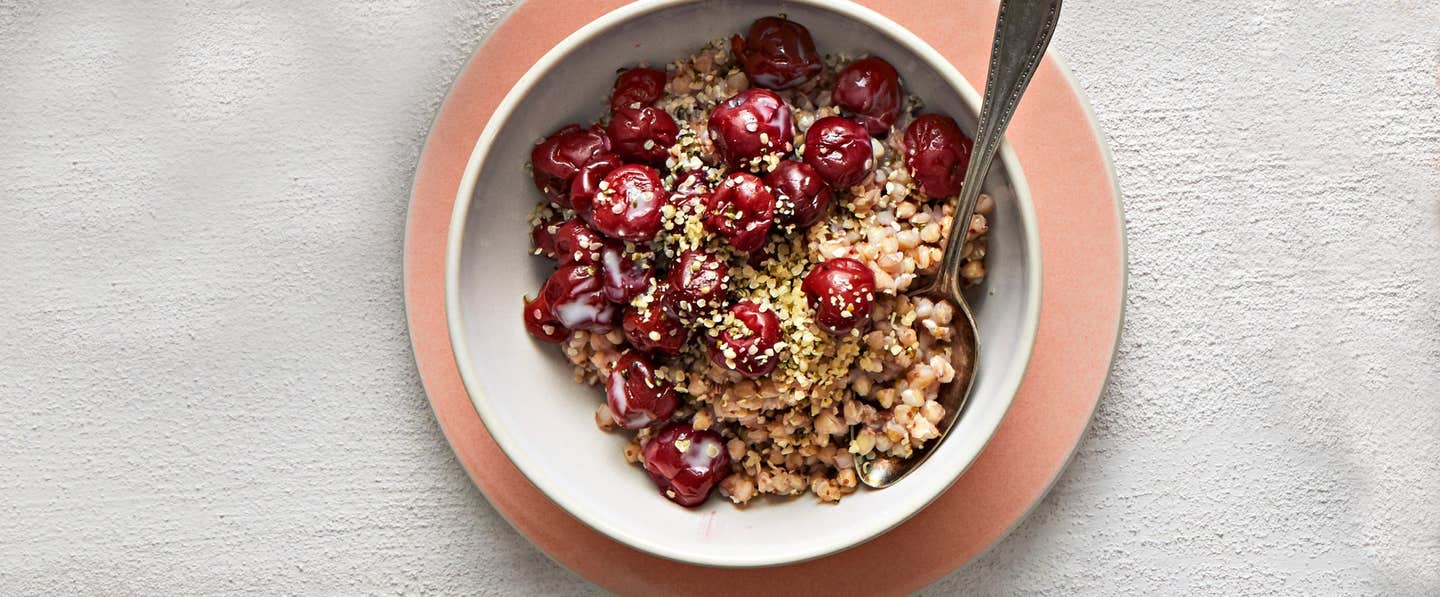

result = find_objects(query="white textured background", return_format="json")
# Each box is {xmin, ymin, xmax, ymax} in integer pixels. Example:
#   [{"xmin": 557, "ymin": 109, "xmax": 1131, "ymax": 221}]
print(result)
[{"xmin": 1, "ymin": 0, "xmax": 1437, "ymax": 594}]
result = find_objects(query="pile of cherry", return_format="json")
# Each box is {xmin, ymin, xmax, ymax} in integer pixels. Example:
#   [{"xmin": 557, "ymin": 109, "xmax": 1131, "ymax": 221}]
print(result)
[{"xmin": 520, "ymin": 17, "xmax": 975, "ymax": 507}]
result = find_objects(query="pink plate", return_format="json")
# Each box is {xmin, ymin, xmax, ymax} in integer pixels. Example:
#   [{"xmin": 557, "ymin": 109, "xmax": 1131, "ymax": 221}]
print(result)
[{"xmin": 405, "ymin": 0, "xmax": 1125, "ymax": 593}]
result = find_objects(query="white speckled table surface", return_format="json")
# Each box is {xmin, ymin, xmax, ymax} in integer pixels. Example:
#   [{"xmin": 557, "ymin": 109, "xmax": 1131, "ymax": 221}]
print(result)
[{"xmin": 2, "ymin": 1, "xmax": 1437, "ymax": 594}]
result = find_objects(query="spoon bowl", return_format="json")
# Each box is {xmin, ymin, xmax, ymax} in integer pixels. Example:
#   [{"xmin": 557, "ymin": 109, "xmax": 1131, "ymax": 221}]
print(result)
[{"xmin": 857, "ymin": 289, "xmax": 980, "ymax": 487}]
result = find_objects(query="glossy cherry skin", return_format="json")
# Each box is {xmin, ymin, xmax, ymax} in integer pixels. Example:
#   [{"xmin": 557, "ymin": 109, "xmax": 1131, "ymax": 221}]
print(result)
[
  {"xmin": 707, "ymin": 88, "xmax": 793, "ymax": 169},
  {"xmin": 530, "ymin": 124, "xmax": 611, "ymax": 208},
  {"xmin": 608, "ymin": 106, "xmax": 679, "ymax": 166},
  {"xmin": 610, "ymin": 67, "xmax": 667, "ymax": 110},
  {"xmin": 590, "ymin": 164, "xmax": 665, "ymax": 242},
  {"xmin": 642, "ymin": 423, "xmax": 731, "ymax": 507},
  {"xmin": 764, "ymin": 160, "xmax": 832, "ymax": 227},
  {"xmin": 606, "ymin": 352, "xmax": 679, "ymax": 430},
  {"xmin": 667, "ymin": 169, "xmax": 712, "ymax": 219},
  {"xmin": 903, "ymin": 113, "xmax": 973, "ymax": 198},
  {"xmin": 600, "ymin": 243, "xmax": 653, "ymax": 304},
  {"xmin": 540, "ymin": 264, "xmax": 617, "ymax": 333},
  {"xmin": 730, "ymin": 17, "xmax": 823, "ymax": 90},
  {"xmin": 522, "ymin": 294, "xmax": 568, "ymax": 342},
  {"xmin": 832, "ymin": 57, "xmax": 904, "ymax": 137},
  {"xmin": 660, "ymin": 249, "xmax": 729, "ymax": 321},
  {"xmin": 804, "ymin": 116, "xmax": 874, "ymax": 189},
  {"xmin": 530, "ymin": 214, "xmax": 563, "ymax": 259},
  {"xmin": 567, "ymin": 152, "xmax": 622, "ymax": 215},
  {"xmin": 745, "ymin": 243, "xmax": 774, "ymax": 269},
  {"xmin": 551, "ymin": 219, "xmax": 608, "ymax": 266},
  {"xmin": 665, "ymin": 190, "xmax": 709, "ymax": 221},
  {"xmin": 801, "ymin": 257, "xmax": 877, "ymax": 335},
  {"xmin": 671, "ymin": 168, "xmax": 709, "ymax": 196},
  {"xmin": 622, "ymin": 302, "xmax": 691, "ymax": 356},
  {"xmin": 705, "ymin": 172, "xmax": 776, "ymax": 253},
  {"xmin": 707, "ymin": 300, "xmax": 782, "ymax": 378}
]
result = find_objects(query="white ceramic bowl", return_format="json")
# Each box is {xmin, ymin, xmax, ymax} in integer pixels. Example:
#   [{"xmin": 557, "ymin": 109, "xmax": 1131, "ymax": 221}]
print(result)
[{"xmin": 446, "ymin": 0, "xmax": 1041, "ymax": 568}]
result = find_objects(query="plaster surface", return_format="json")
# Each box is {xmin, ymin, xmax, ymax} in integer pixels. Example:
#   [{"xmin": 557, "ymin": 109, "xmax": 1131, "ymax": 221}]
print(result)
[{"xmin": 1, "ymin": 1, "xmax": 1436, "ymax": 594}]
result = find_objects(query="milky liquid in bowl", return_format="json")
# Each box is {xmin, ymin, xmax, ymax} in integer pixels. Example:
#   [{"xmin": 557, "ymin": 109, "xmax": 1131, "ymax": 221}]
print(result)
[{"xmin": 446, "ymin": 0, "xmax": 1041, "ymax": 568}]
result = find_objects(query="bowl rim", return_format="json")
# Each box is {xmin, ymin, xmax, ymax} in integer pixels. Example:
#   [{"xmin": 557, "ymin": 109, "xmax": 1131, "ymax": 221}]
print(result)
[{"xmin": 444, "ymin": 0, "xmax": 1043, "ymax": 568}]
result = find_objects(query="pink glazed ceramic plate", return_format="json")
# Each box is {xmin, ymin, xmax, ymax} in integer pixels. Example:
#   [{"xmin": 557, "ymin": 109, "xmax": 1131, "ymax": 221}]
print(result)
[{"xmin": 406, "ymin": 0, "xmax": 1124, "ymax": 592}]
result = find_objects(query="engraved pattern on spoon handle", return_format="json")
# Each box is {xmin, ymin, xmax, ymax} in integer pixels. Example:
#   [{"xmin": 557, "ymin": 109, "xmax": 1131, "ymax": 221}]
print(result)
[{"xmin": 933, "ymin": 0, "xmax": 1062, "ymax": 297}]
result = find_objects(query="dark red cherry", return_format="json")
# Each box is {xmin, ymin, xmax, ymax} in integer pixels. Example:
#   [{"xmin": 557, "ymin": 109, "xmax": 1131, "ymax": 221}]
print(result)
[
  {"xmin": 551, "ymin": 219, "xmax": 608, "ymax": 266},
  {"xmin": 705, "ymin": 172, "xmax": 776, "ymax": 253},
  {"xmin": 622, "ymin": 302, "xmax": 691, "ymax": 356},
  {"xmin": 803, "ymin": 116, "xmax": 873, "ymax": 188},
  {"xmin": 530, "ymin": 213, "xmax": 563, "ymax": 259},
  {"xmin": 530, "ymin": 124, "xmax": 611, "ymax": 208},
  {"xmin": 707, "ymin": 88, "xmax": 793, "ymax": 170},
  {"xmin": 745, "ymin": 243, "xmax": 774, "ymax": 269},
  {"xmin": 608, "ymin": 106, "xmax": 679, "ymax": 166},
  {"xmin": 522, "ymin": 294, "xmax": 568, "ymax": 342},
  {"xmin": 568, "ymin": 152, "xmax": 622, "ymax": 215},
  {"xmin": 832, "ymin": 57, "xmax": 904, "ymax": 136},
  {"xmin": 667, "ymin": 169, "xmax": 712, "ymax": 217},
  {"xmin": 541, "ymin": 264, "xmax": 617, "ymax": 333},
  {"xmin": 706, "ymin": 300, "xmax": 781, "ymax": 378},
  {"xmin": 764, "ymin": 160, "xmax": 832, "ymax": 227},
  {"xmin": 642, "ymin": 423, "xmax": 731, "ymax": 507},
  {"xmin": 903, "ymin": 113, "xmax": 973, "ymax": 198},
  {"xmin": 671, "ymin": 168, "xmax": 710, "ymax": 196},
  {"xmin": 606, "ymin": 352, "xmax": 679, "ymax": 430},
  {"xmin": 666, "ymin": 190, "xmax": 709, "ymax": 220},
  {"xmin": 730, "ymin": 17, "xmax": 823, "ymax": 90},
  {"xmin": 611, "ymin": 67, "xmax": 667, "ymax": 110},
  {"xmin": 590, "ymin": 164, "xmax": 665, "ymax": 242},
  {"xmin": 801, "ymin": 257, "xmax": 877, "ymax": 335},
  {"xmin": 660, "ymin": 249, "xmax": 729, "ymax": 321},
  {"xmin": 600, "ymin": 244, "xmax": 654, "ymax": 304}
]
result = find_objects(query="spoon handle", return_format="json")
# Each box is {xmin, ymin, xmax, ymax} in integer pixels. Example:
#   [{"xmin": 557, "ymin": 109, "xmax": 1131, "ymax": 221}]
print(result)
[{"xmin": 932, "ymin": 0, "xmax": 1061, "ymax": 295}]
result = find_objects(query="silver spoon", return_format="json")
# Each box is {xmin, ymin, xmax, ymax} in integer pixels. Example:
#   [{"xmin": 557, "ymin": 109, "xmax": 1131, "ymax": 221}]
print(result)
[{"xmin": 856, "ymin": 0, "xmax": 1062, "ymax": 487}]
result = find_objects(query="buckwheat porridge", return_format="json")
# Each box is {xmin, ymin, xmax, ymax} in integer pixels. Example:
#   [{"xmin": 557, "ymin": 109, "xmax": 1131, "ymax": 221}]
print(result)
[{"xmin": 521, "ymin": 16, "xmax": 990, "ymax": 507}]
